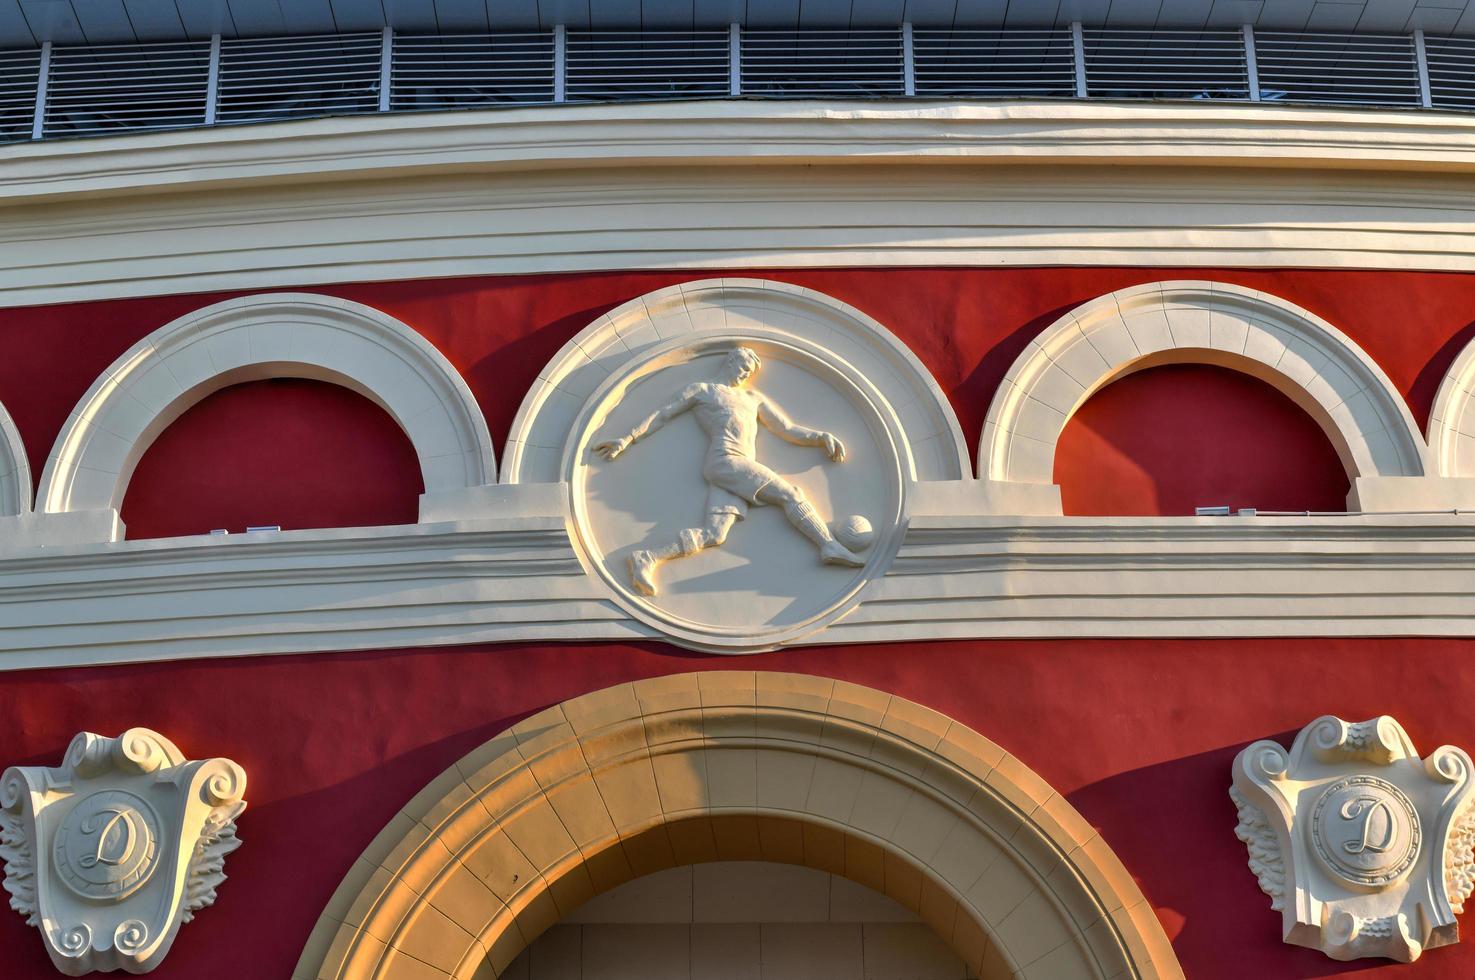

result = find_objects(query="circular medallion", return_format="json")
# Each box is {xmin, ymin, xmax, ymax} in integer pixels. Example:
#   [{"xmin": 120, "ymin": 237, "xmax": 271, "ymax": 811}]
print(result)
[
  {"xmin": 54, "ymin": 790, "xmax": 161, "ymax": 901},
  {"xmin": 1310, "ymin": 776, "xmax": 1421, "ymax": 887},
  {"xmin": 569, "ymin": 335, "xmax": 906, "ymax": 652}
]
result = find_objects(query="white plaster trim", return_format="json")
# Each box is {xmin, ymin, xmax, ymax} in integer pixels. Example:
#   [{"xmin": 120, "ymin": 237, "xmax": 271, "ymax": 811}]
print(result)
[
  {"xmin": 1, "ymin": 509, "xmax": 1474, "ymax": 670},
  {"xmin": 980, "ymin": 281, "xmax": 1430, "ymax": 509},
  {"xmin": 5, "ymin": 107, "xmax": 1475, "ymax": 309},
  {"xmin": 504, "ymin": 277, "xmax": 967, "ymax": 483},
  {"xmin": 1430, "ymin": 333, "xmax": 1475, "ymax": 480},
  {"xmin": 34, "ymin": 293, "xmax": 494, "ymax": 524},
  {"xmin": 10, "ymin": 100, "xmax": 1475, "ymax": 206},
  {"xmin": 0, "ymin": 401, "xmax": 30, "ymax": 517}
]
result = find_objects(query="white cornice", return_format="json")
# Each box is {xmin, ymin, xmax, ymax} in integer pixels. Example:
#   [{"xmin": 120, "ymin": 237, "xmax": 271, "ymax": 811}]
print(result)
[
  {"xmin": 2, "ymin": 508, "xmax": 1473, "ymax": 670},
  {"xmin": 4, "ymin": 102, "xmax": 1475, "ymax": 304},
  {"xmin": 8, "ymin": 101, "xmax": 1475, "ymax": 205}
]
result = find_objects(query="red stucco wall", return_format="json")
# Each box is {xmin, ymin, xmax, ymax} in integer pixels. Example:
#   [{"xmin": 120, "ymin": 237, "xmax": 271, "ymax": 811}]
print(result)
[
  {"xmin": 4, "ymin": 266, "xmax": 1475, "ymax": 977},
  {"xmin": 121, "ymin": 378, "xmax": 424, "ymax": 539},
  {"xmin": 1, "ymin": 640, "xmax": 1473, "ymax": 978},
  {"xmin": 1054, "ymin": 362, "xmax": 1350, "ymax": 516}
]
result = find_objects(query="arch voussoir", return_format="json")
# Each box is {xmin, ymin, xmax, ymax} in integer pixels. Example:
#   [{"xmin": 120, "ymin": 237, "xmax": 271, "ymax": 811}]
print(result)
[{"xmin": 300, "ymin": 673, "xmax": 1183, "ymax": 980}]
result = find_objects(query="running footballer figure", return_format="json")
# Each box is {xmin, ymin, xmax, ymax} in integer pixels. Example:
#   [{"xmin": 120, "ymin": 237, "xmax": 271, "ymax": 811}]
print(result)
[{"xmin": 592, "ymin": 346, "xmax": 867, "ymax": 597}]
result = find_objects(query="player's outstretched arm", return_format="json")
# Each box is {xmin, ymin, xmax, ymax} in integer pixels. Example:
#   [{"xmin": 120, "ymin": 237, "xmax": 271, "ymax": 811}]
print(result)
[
  {"xmin": 757, "ymin": 397, "xmax": 846, "ymax": 462},
  {"xmin": 592, "ymin": 389, "xmax": 697, "ymax": 460}
]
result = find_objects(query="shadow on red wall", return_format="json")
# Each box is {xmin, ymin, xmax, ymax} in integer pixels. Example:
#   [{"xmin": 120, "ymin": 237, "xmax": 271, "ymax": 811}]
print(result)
[
  {"xmin": 1055, "ymin": 363, "xmax": 1351, "ymax": 517},
  {"xmin": 120, "ymin": 379, "xmax": 423, "ymax": 540}
]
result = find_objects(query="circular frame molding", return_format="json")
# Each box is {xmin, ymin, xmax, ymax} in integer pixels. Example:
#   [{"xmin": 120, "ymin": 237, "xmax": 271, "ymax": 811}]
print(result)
[
  {"xmin": 299, "ymin": 672, "xmax": 1183, "ymax": 980},
  {"xmin": 566, "ymin": 333, "xmax": 908, "ymax": 653},
  {"xmin": 35, "ymin": 293, "xmax": 494, "ymax": 516},
  {"xmin": 980, "ymin": 280, "xmax": 1428, "ymax": 487}
]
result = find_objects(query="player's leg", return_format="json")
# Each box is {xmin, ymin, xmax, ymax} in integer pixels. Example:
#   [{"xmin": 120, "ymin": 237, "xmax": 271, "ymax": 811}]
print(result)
[
  {"xmin": 755, "ymin": 480, "xmax": 864, "ymax": 567},
  {"xmin": 628, "ymin": 511, "xmax": 739, "ymax": 596}
]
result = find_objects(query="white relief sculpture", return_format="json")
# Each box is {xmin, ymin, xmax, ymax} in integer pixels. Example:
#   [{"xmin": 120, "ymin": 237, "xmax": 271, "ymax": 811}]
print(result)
[
  {"xmin": 0, "ymin": 728, "xmax": 246, "ymax": 975},
  {"xmin": 592, "ymin": 346, "xmax": 872, "ymax": 597},
  {"xmin": 1231, "ymin": 715, "xmax": 1475, "ymax": 962}
]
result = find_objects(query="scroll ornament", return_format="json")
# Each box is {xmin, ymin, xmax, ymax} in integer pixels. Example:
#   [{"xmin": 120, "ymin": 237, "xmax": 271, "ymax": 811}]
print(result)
[
  {"xmin": 1231, "ymin": 715, "xmax": 1475, "ymax": 962},
  {"xmin": 0, "ymin": 728, "xmax": 246, "ymax": 975}
]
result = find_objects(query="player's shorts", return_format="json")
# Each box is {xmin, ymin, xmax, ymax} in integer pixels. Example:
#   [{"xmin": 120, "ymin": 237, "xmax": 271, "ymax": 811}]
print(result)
[{"xmin": 702, "ymin": 456, "xmax": 780, "ymax": 520}]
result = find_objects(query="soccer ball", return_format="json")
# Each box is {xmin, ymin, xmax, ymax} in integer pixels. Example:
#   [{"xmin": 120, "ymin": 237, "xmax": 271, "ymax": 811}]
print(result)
[{"xmin": 833, "ymin": 514, "xmax": 875, "ymax": 552}]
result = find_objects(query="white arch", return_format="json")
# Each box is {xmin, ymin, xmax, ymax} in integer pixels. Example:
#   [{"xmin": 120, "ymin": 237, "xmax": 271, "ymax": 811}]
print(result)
[
  {"xmin": 1429, "ymin": 334, "xmax": 1475, "ymax": 479},
  {"xmin": 980, "ymin": 281, "xmax": 1428, "ymax": 496},
  {"xmin": 37, "ymin": 293, "xmax": 494, "ymax": 516},
  {"xmin": 0, "ymin": 400, "xmax": 31, "ymax": 517},
  {"xmin": 503, "ymin": 277, "xmax": 968, "ymax": 484}
]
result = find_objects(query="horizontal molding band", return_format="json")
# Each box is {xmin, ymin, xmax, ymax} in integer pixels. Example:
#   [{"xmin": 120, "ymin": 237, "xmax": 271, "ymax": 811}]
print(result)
[
  {"xmin": 4, "ymin": 103, "xmax": 1475, "ymax": 307},
  {"xmin": 1, "ymin": 508, "xmax": 1472, "ymax": 670},
  {"xmin": 13, "ymin": 101, "xmax": 1475, "ymax": 203}
]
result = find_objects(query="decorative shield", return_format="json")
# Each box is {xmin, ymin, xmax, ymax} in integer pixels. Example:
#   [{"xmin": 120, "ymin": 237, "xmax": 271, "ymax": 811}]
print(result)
[
  {"xmin": 0, "ymin": 728, "xmax": 246, "ymax": 975},
  {"xmin": 1232, "ymin": 715, "xmax": 1475, "ymax": 962}
]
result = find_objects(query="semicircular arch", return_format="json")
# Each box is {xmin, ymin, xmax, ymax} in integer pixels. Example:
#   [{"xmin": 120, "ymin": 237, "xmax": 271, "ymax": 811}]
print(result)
[
  {"xmin": 0, "ymin": 400, "xmax": 31, "ymax": 517},
  {"xmin": 980, "ymin": 281, "xmax": 1428, "ymax": 494},
  {"xmin": 36, "ymin": 293, "xmax": 494, "ymax": 516},
  {"xmin": 502, "ymin": 278, "xmax": 969, "ymax": 484},
  {"xmin": 299, "ymin": 672, "xmax": 1181, "ymax": 980}
]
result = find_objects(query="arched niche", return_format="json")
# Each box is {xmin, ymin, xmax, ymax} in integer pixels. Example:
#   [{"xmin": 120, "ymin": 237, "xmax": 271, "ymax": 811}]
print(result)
[
  {"xmin": 298, "ymin": 672, "xmax": 1182, "ymax": 980},
  {"xmin": 980, "ymin": 282, "xmax": 1430, "ymax": 512},
  {"xmin": 0, "ymin": 400, "xmax": 30, "ymax": 518},
  {"xmin": 501, "ymin": 278, "xmax": 968, "ymax": 485},
  {"xmin": 36, "ymin": 294, "xmax": 494, "ymax": 521}
]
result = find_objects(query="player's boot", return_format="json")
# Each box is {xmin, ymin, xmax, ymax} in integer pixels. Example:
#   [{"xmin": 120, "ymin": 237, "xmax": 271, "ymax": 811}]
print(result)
[
  {"xmin": 819, "ymin": 539, "xmax": 864, "ymax": 567},
  {"xmin": 629, "ymin": 549, "xmax": 660, "ymax": 595}
]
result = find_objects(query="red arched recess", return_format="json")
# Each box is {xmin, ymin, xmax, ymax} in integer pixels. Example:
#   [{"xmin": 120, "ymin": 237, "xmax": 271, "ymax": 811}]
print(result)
[
  {"xmin": 1054, "ymin": 364, "xmax": 1350, "ymax": 517},
  {"xmin": 120, "ymin": 379, "xmax": 423, "ymax": 539}
]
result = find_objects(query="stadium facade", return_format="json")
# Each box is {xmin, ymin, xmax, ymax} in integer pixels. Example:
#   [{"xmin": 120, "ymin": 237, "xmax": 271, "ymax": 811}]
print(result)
[{"xmin": 4, "ymin": 2, "xmax": 1475, "ymax": 977}]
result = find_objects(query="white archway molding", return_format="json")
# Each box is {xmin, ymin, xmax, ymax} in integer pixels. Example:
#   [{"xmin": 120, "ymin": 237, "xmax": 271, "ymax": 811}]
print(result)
[
  {"xmin": 0, "ymin": 400, "xmax": 31, "ymax": 517},
  {"xmin": 980, "ymin": 281, "xmax": 1444, "ymax": 513},
  {"xmin": 299, "ymin": 672, "xmax": 1184, "ymax": 980},
  {"xmin": 501, "ymin": 278, "xmax": 969, "ymax": 485},
  {"xmin": 35, "ymin": 293, "xmax": 495, "ymax": 525},
  {"xmin": 1429, "ymin": 334, "xmax": 1475, "ymax": 485}
]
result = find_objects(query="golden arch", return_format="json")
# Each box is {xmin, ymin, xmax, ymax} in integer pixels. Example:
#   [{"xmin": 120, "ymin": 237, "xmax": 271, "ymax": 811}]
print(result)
[{"xmin": 297, "ymin": 673, "xmax": 1182, "ymax": 979}]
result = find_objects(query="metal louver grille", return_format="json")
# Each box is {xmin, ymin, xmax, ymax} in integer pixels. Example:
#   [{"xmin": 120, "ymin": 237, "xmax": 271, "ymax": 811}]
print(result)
[
  {"xmin": 912, "ymin": 29, "xmax": 1075, "ymax": 98},
  {"xmin": 567, "ymin": 31, "xmax": 728, "ymax": 102},
  {"xmin": 217, "ymin": 33, "xmax": 381, "ymax": 125},
  {"xmin": 0, "ymin": 48, "xmax": 39, "ymax": 143},
  {"xmin": 1254, "ymin": 32, "xmax": 1420, "ymax": 107},
  {"xmin": 391, "ymin": 33, "xmax": 553, "ymax": 109},
  {"xmin": 1084, "ymin": 30, "xmax": 1248, "ymax": 100},
  {"xmin": 5, "ymin": 23, "xmax": 1475, "ymax": 147},
  {"xmin": 1425, "ymin": 35, "xmax": 1475, "ymax": 111},
  {"xmin": 741, "ymin": 30, "xmax": 903, "ymax": 98},
  {"xmin": 44, "ymin": 41, "xmax": 209, "ymax": 137}
]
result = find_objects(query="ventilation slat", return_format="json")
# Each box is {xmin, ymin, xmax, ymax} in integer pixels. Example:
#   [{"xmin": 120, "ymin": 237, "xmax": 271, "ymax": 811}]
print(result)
[
  {"xmin": 1425, "ymin": 35, "xmax": 1475, "ymax": 110},
  {"xmin": 391, "ymin": 33, "xmax": 554, "ymax": 109},
  {"xmin": 43, "ymin": 42, "xmax": 209, "ymax": 138},
  {"xmin": 1254, "ymin": 31, "xmax": 1420, "ymax": 107},
  {"xmin": 217, "ymin": 33, "xmax": 383, "ymax": 125},
  {"xmin": 741, "ymin": 29, "xmax": 905, "ymax": 99},
  {"xmin": 566, "ymin": 31, "xmax": 727, "ymax": 102},
  {"xmin": 0, "ymin": 49, "xmax": 40, "ymax": 144},
  {"xmin": 913, "ymin": 29, "xmax": 1076, "ymax": 98}
]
